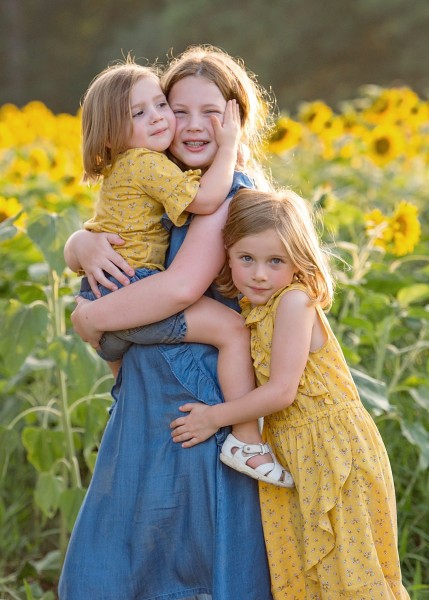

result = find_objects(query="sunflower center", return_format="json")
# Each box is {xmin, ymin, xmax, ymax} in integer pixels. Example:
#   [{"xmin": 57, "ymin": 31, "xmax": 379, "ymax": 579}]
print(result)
[{"xmin": 375, "ymin": 137, "xmax": 390, "ymax": 155}]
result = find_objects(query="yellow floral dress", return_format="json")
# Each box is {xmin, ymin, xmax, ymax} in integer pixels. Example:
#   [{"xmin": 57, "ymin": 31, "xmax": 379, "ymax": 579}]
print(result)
[{"xmin": 241, "ymin": 283, "xmax": 410, "ymax": 600}]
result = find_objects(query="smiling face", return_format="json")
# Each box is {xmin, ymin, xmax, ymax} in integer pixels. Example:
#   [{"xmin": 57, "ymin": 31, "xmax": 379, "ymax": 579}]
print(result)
[
  {"xmin": 228, "ymin": 228, "xmax": 297, "ymax": 305},
  {"xmin": 167, "ymin": 76, "xmax": 229, "ymax": 170},
  {"xmin": 126, "ymin": 76, "xmax": 176, "ymax": 152}
]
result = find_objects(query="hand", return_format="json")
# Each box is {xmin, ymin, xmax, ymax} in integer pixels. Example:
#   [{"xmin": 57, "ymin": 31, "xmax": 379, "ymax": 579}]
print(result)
[
  {"xmin": 170, "ymin": 402, "xmax": 218, "ymax": 447},
  {"xmin": 211, "ymin": 99, "xmax": 241, "ymax": 152},
  {"xmin": 71, "ymin": 296, "xmax": 103, "ymax": 348},
  {"xmin": 65, "ymin": 231, "xmax": 135, "ymax": 296}
]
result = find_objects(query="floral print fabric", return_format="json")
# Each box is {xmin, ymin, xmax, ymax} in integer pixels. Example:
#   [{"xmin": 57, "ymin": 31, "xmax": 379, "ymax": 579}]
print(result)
[{"xmin": 241, "ymin": 283, "xmax": 410, "ymax": 599}]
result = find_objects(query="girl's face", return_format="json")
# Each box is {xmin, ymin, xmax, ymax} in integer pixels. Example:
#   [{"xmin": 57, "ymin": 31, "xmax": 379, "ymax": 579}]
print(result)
[
  {"xmin": 126, "ymin": 76, "xmax": 176, "ymax": 152},
  {"xmin": 168, "ymin": 76, "xmax": 230, "ymax": 170},
  {"xmin": 228, "ymin": 229, "xmax": 297, "ymax": 305}
]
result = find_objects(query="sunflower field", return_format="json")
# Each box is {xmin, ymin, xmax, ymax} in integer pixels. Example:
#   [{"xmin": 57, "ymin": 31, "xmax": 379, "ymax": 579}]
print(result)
[{"xmin": 1, "ymin": 85, "xmax": 429, "ymax": 598}]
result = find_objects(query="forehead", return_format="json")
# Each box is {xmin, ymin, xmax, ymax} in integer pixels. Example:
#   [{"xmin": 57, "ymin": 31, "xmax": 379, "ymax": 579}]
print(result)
[
  {"xmin": 130, "ymin": 75, "xmax": 162, "ymax": 100},
  {"xmin": 168, "ymin": 75, "xmax": 226, "ymax": 106},
  {"xmin": 233, "ymin": 229, "xmax": 288, "ymax": 255}
]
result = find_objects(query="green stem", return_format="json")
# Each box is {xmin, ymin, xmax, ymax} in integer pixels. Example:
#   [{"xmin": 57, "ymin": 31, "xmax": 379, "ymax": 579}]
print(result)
[
  {"xmin": 374, "ymin": 315, "xmax": 395, "ymax": 380},
  {"xmin": 48, "ymin": 270, "xmax": 81, "ymax": 489}
]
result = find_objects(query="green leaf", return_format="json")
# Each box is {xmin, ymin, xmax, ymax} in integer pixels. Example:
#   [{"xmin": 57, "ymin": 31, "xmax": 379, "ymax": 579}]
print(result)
[
  {"xmin": 34, "ymin": 473, "xmax": 64, "ymax": 518},
  {"xmin": 0, "ymin": 214, "xmax": 19, "ymax": 242},
  {"xmin": 409, "ymin": 387, "xmax": 429, "ymax": 412},
  {"xmin": 26, "ymin": 207, "xmax": 83, "ymax": 275},
  {"xmin": 397, "ymin": 284, "xmax": 429, "ymax": 307},
  {"xmin": 59, "ymin": 487, "xmax": 87, "ymax": 532},
  {"xmin": 21, "ymin": 427, "xmax": 65, "ymax": 473},
  {"xmin": 0, "ymin": 299, "xmax": 49, "ymax": 374},
  {"xmin": 399, "ymin": 420, "xmax": 429, "ymax": 470},
  {"xmin": 350, "ymin": 368, "xmax": 391, "ymax": 414},
  {"xmin": 47, "ymin": 335, "xmax": 110, "ymax": 400}
]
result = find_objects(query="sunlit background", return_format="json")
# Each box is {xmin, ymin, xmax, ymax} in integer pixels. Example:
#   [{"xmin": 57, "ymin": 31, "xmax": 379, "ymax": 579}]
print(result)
[{"xmin": 1, "ymin": 2, "xmax": 429, "ymax": 598}]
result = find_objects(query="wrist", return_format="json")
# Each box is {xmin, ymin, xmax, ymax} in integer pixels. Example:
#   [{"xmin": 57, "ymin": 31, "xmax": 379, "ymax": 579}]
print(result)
[{"xmin": 210, "ymin": 404, "xmax": 226, "ymax": 430}]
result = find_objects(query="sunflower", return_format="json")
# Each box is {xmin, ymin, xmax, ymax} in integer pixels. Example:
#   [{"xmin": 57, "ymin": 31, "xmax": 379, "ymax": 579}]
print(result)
[
  {"xmin": 365, "ymin": 202, "xmax": 421, "ymax": 256},
  {"xmin": 365, "ymin": 124, "xmax": 405, "ymax": 166},
  {"xmin": 297, "ymin": 100, "xmax": 333, "ymax": 134},
  {"xmin": 364, "ymin": 208, "xmax": 391, "ymax": 251},
  {"xmin": 362, "ymin": 88, "xmax": 402, "ymax": 125},
  {"xmin": 0, "ymin": 196, "xmax": 26, "ymax": 228},
  {"xmin": 267, "ymin": 117, "xmax": 303, "ymax": 154},
  {"xmin": 389, "ymin": 201, "xmax": 421, "ymax": 256}
]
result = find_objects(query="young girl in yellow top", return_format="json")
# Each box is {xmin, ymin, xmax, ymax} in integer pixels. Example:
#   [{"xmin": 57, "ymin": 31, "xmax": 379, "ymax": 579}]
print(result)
[
  {"xmin": 75, "ymin": 55, "xmax": 292, "ymax": 487},
  {"xmin": 80, "ymin": 58, "xmax": 240, "ymax": 367},
  {"xmin": 170, "ymin": 188, "xmax": 410, "ymax": 599}
]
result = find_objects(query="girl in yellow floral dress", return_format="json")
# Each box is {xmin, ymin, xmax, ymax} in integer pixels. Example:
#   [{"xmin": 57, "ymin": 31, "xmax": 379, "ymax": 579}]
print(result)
[{"xmin": 170, "ymin": 187, "xmax": 410, "ymax": 599}]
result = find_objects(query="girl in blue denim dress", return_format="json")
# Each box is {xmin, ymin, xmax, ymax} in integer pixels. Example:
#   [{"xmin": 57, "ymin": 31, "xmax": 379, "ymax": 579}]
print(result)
[{"xmin": 59, "ymin": 46, "xmax": 279, "ymax": 600}]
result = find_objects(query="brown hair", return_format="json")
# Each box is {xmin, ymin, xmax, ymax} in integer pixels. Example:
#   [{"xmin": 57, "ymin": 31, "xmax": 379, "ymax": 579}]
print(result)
[
  {"xmin": 216, "ymin": 188, "xmax": 334, "ymax": 308},
  {"xmin": 81, "ymin": 57, "xmax": 159, "ymax": 180},
  {"xmin": 161, "ymin": 45, "xmax": 275, "ymax": 189}
]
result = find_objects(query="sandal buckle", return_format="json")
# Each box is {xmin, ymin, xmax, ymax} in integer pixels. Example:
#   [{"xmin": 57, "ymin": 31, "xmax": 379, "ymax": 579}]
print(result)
[{"xmin": 243, "ymin": 443, "xmax": 268, "ymax": 455}]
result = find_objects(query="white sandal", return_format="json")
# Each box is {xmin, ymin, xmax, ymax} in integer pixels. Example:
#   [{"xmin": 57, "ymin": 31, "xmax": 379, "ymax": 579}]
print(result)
[{"xmin": 220, "ymin": 433, "xmax": 294, "ymax": 488}]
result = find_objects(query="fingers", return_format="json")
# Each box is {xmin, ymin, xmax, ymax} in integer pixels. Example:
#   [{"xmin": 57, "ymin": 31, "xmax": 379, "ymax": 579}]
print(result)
[
  {"xmin": 223, "ymin": 99, "xmax": 240, "ymax": 125},
  {"xmin": 87, "ymin": 274, "xmax": 102, "ymax": 297},
  {"xmin": 105, "ymin": 233, "xmax": 126, "ymax": 246},
  {"xmin": 171, "ymin": 429, "xmax": 200, "ymax": 448},
  {"xmin": 91, "ymin": 269, "xmax": 119, "ymax": 292}
]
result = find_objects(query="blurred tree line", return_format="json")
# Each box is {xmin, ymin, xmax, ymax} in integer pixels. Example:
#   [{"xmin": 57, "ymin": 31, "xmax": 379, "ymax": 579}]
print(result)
[{"xmin": 1, "ymin": 0, "xmax": 429, "ymax": 114}]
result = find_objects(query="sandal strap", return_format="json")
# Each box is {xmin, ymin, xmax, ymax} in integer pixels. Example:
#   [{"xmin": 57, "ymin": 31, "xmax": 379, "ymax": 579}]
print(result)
[
  {"xmin": 242, "ymin": 442, "xmax": 270, "ymax": 456},
  {"xmin": 254, "ymin": 459, "xmax": 284, "ymax": 479}
]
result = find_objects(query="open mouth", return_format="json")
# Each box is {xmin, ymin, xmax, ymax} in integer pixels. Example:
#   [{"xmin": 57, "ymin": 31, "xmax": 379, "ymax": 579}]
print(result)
[{"xmin": 184, "ymin": 141, "xmax": 208, "ymax": 148}]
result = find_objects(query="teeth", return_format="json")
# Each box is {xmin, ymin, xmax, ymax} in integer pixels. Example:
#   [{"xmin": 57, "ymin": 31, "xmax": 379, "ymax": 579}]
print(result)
[{"xmin": 185, "ymin": 141, "xmax": 205, "ymax": 147}]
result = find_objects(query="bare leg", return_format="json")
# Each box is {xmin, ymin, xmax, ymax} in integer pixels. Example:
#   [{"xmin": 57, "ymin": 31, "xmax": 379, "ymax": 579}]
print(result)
[
  {"xmin": 107, "ymin": 359, "xmax": 122, "ymax": 379},
  {"xmin": 183, "ymin": 296, "xmax": 270, "ymax": 468}
]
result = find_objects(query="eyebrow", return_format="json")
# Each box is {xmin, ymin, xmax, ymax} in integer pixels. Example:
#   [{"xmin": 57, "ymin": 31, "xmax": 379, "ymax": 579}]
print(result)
[
  {"xmin": 169, "ymin": 102, "xmax": 224, "ymax": 110},
  {"xmin": 131, "ymin": 94, "xmax": 166, "ymax": 110}
]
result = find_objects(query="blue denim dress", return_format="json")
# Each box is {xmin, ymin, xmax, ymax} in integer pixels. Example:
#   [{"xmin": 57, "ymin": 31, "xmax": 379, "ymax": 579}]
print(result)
[{"xmin": 59, "ymin": 173, "xmax": 273, "ymax": 600}]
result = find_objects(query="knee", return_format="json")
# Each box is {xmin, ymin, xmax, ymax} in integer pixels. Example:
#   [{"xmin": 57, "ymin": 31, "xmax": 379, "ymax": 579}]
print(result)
[{"xmin": 224, "ymin": 311, "xmax": 250, "ymax": 344}]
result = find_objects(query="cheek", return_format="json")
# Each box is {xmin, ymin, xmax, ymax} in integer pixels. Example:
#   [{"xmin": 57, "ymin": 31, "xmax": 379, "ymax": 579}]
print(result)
[{"xmin": 230, "ymin": 262, "xmax": 244, "ymax": 283}]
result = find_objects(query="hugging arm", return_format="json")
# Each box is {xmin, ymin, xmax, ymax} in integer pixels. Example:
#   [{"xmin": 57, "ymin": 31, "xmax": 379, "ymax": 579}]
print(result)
[
  {"xmin": 70, "ymin": 201, "xmax": 231, "ymax": 345},
  {"xmin": 64, "ymin": 230, "xmax": 135, "ymax": 296},
  {"xmin": 170, "ymin": 290, "xmax": 314, "ymax": 446}
]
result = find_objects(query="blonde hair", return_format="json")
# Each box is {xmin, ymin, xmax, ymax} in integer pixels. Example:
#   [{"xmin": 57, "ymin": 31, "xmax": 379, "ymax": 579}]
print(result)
[
  {"xmin": 161, "ymin": 45, "xmax": 274, "ymax": 190},
  {"xmin": 217, "ymin": 188, "xmax": 334, "ymax": 309},
  {"xmin": 81, "ymin": 57, "xmax": 159, "ymax": 180}
]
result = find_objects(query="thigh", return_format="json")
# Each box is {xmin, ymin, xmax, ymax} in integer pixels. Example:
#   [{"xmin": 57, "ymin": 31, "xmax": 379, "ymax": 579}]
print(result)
[{"xmin": 183, "ymin": 296, "xmax": 244, "ymax": 346}]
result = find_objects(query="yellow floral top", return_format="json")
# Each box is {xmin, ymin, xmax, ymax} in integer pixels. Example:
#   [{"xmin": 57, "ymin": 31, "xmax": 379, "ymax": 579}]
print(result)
[
  {"xmin": 84, "ymin": 148, "xmax": 200, "ymax": 270},
  {"xmin": 240, "ymin": 283, "xmax": 409, "ymax": 600}
]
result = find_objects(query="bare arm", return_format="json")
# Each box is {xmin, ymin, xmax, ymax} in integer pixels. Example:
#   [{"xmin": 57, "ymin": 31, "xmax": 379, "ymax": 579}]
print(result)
[
  {"xmin": 71, "ymin": 200, "xmax": 231, "ymax": 345},
  {"xmin": 183, "ymin": 101, "xmax": 240, "ymax": 214},
  {"xmin": 169, "ymin": 291, "xmax": 315, "ymax": 446}
]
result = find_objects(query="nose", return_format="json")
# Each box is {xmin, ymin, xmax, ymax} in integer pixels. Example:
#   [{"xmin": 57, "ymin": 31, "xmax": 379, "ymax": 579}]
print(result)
[
  {"xmin": 149, "ymin": 107, "xmax": 163, "ymax": 124},
  {"xmin": 252, "ymin": 263, "xmax": 267, "ymax": 281},
  {"xmin": 186, "ymin": 113, "xmax": 203, "ymax": 131}
]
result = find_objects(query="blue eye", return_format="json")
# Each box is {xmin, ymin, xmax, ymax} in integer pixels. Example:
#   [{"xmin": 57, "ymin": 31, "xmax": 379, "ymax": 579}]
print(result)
[
  {"xmin": 271, "ymin": 258, "xmax": 283, "ymax": 264},
  {"xmin": 132, "ymin": 110, "xmax": 144, "ymax": 118},
  {"xmin": 241, "ymin": 255, "xmax": 252, "ymax": 262}
]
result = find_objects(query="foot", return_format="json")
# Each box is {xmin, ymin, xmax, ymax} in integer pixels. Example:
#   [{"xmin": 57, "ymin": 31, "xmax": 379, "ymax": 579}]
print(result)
[{"xmin": 220, "ymin": 433, "xmax": 294, "ymax": 488}]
